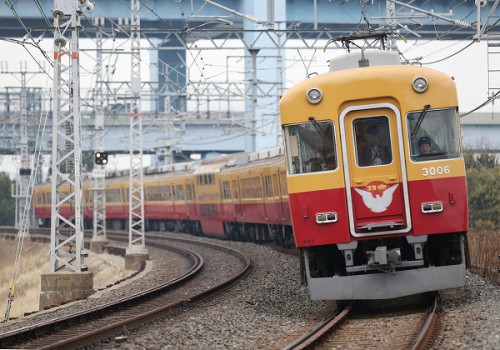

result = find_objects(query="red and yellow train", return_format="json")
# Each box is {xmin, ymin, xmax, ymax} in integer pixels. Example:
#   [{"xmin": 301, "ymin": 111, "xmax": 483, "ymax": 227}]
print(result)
[
  {"xmin": 280, "ymin": 47, "xmax": 468, "ymax": 300},
  {"xmin": 34, "ymin": 148, "xmax": 295, "ymax": 247},
  {"xmin": 33, "ymin": 44, "xmax": 469, "ymax": 301}
]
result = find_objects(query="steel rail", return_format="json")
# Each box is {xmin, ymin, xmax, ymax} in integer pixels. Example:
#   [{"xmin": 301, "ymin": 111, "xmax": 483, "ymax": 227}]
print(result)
[
  {"xmin": 282, "ymin": 302, "xmax": 353, "ymax": 350},
  {"xmin": 0, "ymin": 236, "xmax": 202, "ymax": 348},
  {"xmin": 409, "ymin": 293, "xmax": 440, "ymax": 350}
]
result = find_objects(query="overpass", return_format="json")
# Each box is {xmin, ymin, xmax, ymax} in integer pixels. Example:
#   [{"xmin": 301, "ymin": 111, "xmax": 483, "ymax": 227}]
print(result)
[{"xmin": 1, "ymin": 0, "xmax": 499, "ymax": 157}]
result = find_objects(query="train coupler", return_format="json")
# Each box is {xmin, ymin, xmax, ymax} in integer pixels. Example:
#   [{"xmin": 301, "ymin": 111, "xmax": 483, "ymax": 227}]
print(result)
[{"xmin": 366, "ymin": 246, "xmax": 401, "ymax": 273}]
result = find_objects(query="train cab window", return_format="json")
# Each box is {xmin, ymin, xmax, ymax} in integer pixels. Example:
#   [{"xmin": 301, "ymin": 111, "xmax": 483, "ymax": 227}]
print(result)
[
  {"xmin": 407, "ymin": 108, "xmax": 461, "ymax": 161},
  {"xmin": 283, "ymin": 120, "xmax": 337, "ymax": 175},
  {"xmin": 354, "ymin": 116, "xmax": 393, "ymax": 167}
]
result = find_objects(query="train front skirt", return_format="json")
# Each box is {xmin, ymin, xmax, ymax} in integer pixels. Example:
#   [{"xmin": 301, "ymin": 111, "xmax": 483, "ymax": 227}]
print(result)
[{"xmin": 304, "ymin": 234, "xmax": 467, "ymax": 300}]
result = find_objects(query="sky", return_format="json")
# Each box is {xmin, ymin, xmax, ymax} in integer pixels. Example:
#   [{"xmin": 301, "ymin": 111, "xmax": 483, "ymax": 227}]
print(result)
[{"xmin": 0, "ymin": 31, "xmax": 496, "ymax": 180}]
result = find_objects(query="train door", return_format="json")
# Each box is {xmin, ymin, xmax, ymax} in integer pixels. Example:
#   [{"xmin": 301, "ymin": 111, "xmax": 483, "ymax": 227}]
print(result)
[
  {"xmin": 278, "ymin": 169, "xmax": 291, "ymax": 223},
  {"xmin": 340, "ymin": 103, "xmax": 411, "ymax": 237},
  {"xmin": 261, "ymin": 173, "xmax": 270, "ymax": 220},
  {"xmin": 235, "ymin": 176, "xmax": 243, "ymax": 219}
]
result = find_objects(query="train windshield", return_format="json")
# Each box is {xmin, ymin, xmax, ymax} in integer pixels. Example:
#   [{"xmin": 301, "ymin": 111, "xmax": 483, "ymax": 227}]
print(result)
[
  {"xmin": 407, "ymin": 108, "xmax": 461, "ymax": 161},
  {"xmin": 353, "ymin": 116, "xmax": 393, "ymax": 167},
  {"xmin": 283, "ymin": 120, "xmax": 337, "ymax": 174}
]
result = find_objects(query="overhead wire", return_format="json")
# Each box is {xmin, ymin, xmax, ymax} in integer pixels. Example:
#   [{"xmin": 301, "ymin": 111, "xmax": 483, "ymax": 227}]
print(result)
[
  {"xmin": 33, "ymin": 0, "xmax": 52, "ymax": 28},
  {"xmin": 4, "ymin": 0, "xmax": 53, "ymax": 68},
  {"xmin": 460, "ymin": 89, "xmax": 500, "ymax": 118},
  {"xmin": 419, "ymin": 40, "xmax": 475, "ymax": 64}
]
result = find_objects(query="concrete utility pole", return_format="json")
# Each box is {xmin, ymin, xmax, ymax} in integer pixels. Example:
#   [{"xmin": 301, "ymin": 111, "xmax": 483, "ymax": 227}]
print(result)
[
  {"xmin": 40, "ymin": 0, "xmax": 94, "ymax": 311},
  {"xmin": 90, "ymin": 17, "xmax": 109, "ymax": 253},
  {"xmin": 127, "ymin": 0, "xmax": 149, "ymax": 270}
]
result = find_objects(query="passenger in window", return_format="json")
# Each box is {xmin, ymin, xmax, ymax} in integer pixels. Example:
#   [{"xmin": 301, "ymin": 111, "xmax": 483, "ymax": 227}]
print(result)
[
  {"xmin": 364, "ymin": 125, "xmax": 390, "ymax": 166},
  {"xmin": 308, "ymin": 155, "xmax": 322, "ymax": 172},
  {"xmin": 324, "ymin": 151, "xmax": 336, "ymax": 170},
  {"xmin": 355, "ymin": 126, "xmax": 371, "ymax": 166},
  {"xmin": 417, "ymin": 136, "xmax": 433, "ymax": 155}
]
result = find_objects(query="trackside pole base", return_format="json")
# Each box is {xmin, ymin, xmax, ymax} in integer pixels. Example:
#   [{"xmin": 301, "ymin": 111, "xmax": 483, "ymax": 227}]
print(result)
[
  {"xmin": 125, "ymin": 253, "xmax": 149, "ymax": 271},
  {"xmin": 90, "ymin": 239, "xmax": 109, "ymax": 253},
  {"xmin": 39, "ymin": 272, "xmax": 94, "ymax": 311}
]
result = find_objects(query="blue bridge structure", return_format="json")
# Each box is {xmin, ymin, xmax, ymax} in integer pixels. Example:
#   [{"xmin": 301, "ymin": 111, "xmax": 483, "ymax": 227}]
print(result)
[{"xmin": 0, "ymin": 0, "xmax": 499, "ymax": 159}]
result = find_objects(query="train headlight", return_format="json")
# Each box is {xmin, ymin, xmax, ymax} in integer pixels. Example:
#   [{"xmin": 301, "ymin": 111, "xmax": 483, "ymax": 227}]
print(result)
[
  {"xmin": 307, "ymin": 88, "xmax": 323, "ymax": 104},
  {"xmin": 316, "ymin": 212, "xmax": 337, "ymax": 224},
  {"xmin": 421, "ymin": 202, "xmax": 443, "ymax": 214},
  {"xmin": 412, "ymin": 77, "xmax": 428, "ymax": 93}
]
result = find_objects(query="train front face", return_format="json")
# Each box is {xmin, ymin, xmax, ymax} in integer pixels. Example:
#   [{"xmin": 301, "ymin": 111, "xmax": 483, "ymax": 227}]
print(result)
[{"xmin": 280, "ymin": 62, "xmax": 468, "ymax": 300}]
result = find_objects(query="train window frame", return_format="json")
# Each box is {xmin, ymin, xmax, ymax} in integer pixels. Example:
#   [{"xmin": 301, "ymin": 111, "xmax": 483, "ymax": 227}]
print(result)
[
  {"xmin": 220, "ymin": 180, "xmax": 232, "ymax": 200},
  {"xmin": 407, "ymin": 108, "xmax": 461, "ymax": 162},
  {"xmin": 283, "ymin": 120, "xmax": 338, "ymax": 175},
  {"xmin": 175, "ymin": 184, "xmax": 185, "ymax": 200},
  {"xmin": 231, "ymin": 179, "xmax": 239, "ymax": 199},
  {"xmin": 263, "ymin": 175, "xmax": 273, "ymax": 198},
  {"xmin": 353, "ymin": 116, "xmax": 393, "ymax": 167},
  {"xmin": 186, "ymin": 183, "xmax": 193, "ymax": 200},
  {"xmin": 106, "ymin": 188, "xmax": 121, "ymax": 203}
]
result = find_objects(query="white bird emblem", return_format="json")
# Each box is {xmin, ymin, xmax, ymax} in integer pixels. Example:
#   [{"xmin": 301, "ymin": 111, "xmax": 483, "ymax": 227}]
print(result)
[{"xmin": 354, "ymin": 184, "xmax": 399, "ymax": 213}]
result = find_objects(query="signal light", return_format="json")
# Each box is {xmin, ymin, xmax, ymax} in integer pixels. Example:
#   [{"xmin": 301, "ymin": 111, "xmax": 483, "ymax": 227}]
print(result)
[{"xmin": 95, "ymin": 151, "xmax": 108, "ymax": 165}]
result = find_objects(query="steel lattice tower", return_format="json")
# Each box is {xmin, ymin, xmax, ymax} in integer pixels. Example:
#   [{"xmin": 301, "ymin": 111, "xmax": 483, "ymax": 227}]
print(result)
[
  {"xmin": 17, "ymin": 68, "xmax": 30, "ymax": 236},
  {"xmin": 49, "ymin": 1, "xmax": 86, "ymax": 272},
  {"xmin": 128, "ymin": 0, "xmax": 147, "ymax": 255},
  {"xmin": 91, "ymin": 17, "xmax": 107, "ymax": 249}
]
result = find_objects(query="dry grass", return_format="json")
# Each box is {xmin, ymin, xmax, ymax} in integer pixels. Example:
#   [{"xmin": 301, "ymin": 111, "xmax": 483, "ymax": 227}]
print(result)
[
  {"xmin": 0, "ymin": 239, "xmax": 133, "ymax": 319},
  {"xmin": 467, "ymin": 230, "xmax": 500, "ymax": 284}
]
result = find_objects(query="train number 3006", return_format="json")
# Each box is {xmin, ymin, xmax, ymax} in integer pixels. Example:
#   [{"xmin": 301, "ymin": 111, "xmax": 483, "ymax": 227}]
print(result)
[{"xmin": 422, "ymin": 166, "xmax": 451, "ymax": 177}]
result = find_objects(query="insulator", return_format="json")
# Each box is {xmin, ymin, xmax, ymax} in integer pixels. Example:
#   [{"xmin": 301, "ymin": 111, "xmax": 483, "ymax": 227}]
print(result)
[
  {"xmin": 52, "ymin": 9, "xmax": 64, "ymax": 19},
  {"xmin": 454, "ymin": 19, "xmax": 472, "ymax": 29},
  {"xmin": 243, "ymin": 14, "xmax": 267, "ymax": 25},
  {"xmin": 54, "ymin": 37, "xmax": 67, "ymax": 48}
]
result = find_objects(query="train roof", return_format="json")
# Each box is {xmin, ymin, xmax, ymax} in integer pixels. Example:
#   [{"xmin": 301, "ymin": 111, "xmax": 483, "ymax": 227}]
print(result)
[
  {"xmin": 36, "ymin": 146, "xmax": 286, "ymax": 186},
  {"xmin": 329, "ymin": 49, "xmax": 401, "ymax": 72}
]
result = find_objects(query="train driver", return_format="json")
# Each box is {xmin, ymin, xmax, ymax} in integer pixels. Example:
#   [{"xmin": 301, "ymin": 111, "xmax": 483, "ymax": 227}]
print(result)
[{"xmin": 417, "ymin": 136, "xmax": 433, "ymax": 155}]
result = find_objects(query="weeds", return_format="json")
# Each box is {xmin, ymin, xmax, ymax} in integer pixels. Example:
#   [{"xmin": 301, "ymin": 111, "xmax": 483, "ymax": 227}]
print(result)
[
  {"xmin": 0, "ymin": 239, "xmax": 132, "ymax": 319},
  {"xmin": 467, "ymin": 230, "xmax": 500, "ymax": 285}
]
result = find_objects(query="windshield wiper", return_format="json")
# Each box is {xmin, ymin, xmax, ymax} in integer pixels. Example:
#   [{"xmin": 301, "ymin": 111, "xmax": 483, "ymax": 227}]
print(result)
[
  {"xmin": 308, "ymin": 116, "xmax": 335, "ymax": 149},
  {"xmin": 410, "ymin": 104, "xmax": 430, "ymax": 142}
]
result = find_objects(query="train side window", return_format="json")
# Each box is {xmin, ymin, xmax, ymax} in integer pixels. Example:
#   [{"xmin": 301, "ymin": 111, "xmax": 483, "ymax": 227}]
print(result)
[
  {"xmin": 164, "ymin": 185, "xmax": 172, "ymax": 201},
  {"xmin": 176, "ymin": 184, "xmax": 185, "ymax": 200},
  {"xmin": 354, "ymin": 116, "xmax": 393, "ymax": 167},
  {"xmin": 263, "ymin": 175, "xmax": 273, "ymax": 198},
  {"xmin": 220, "ymin": 180, "xmax": 231, "ymax": 200},
  {"xmin": 283, "ymin": 120, "xmax": 337, "ymax": 174},
  {"xmin": 231, "ymin": 179, "xmax": 239, "ymax": 199},
  {"xmin": 407, "ymin": 108, "xmax": 461, "ymax": 161},
  {"xmin": 186, "ymin": 184, "xmax": 193, "ymax": 200}
]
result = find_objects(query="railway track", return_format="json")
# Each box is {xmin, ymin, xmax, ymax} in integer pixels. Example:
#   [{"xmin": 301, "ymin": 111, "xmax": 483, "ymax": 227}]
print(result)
[
  {"xmin": 1, "ymin": 228, "xmax": 444, "ymax": 349},
  {"xmin": 0, "ymin": 230, "xmax": 252, "ymax": 349},
  {"xmin": 281, "ymin": 293, "xmax": 440, "ymax": 350}
]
